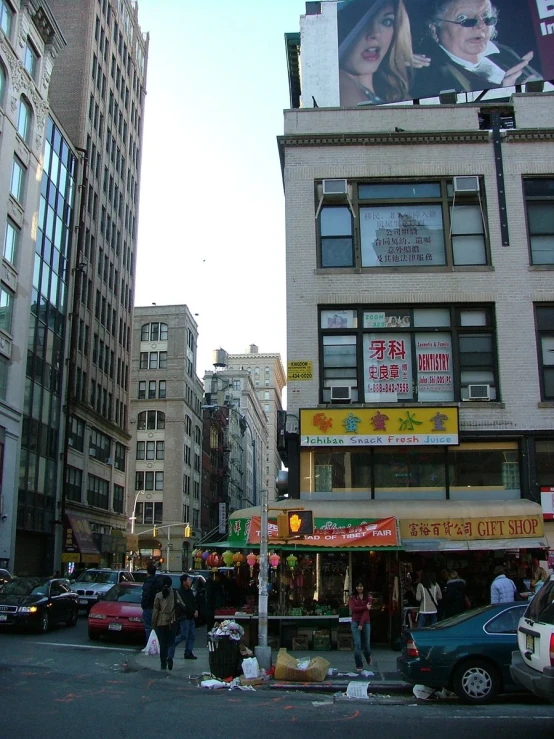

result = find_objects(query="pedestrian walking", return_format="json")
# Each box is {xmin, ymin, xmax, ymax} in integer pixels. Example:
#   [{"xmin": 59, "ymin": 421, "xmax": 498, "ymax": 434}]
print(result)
[
  {"xmin": 443, "ymin": 570, "xmax": 467, "ymax": 618},
  {"xmin": 140, "ymin": 562, "xmax": 161, "ymax": 641},
  {"xmin": 490, "ymin": 565, "xmax": 517, "ymax": 604},
  {"xmin": 349, "ymin": 581, "xmax": 372, "ymax": 672},
  {"xmin": 151, "ymin": 575, "xmax": 184, "ymax": 671},
  {"xmin": 416, "ymin": 571, "xmax": 442, "ymax": 627},
  {"xmin": 175, "ymin": 573, "xmax": 198, "ymax": 660}
]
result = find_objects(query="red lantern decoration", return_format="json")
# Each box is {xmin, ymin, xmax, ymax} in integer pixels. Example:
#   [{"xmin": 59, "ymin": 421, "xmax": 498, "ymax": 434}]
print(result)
[
  {"xmin": 206, "ymin": 553, "xmax": 216, "ymax": 568},
  {"xmin": 246, "ymin": 552, "xmax": 257, "ymax": 576},
  {"xmin": 211, "ymin": 552, "xmax": 222, "ymax": 569},
  {"xmin": 233, "ymin": 552, "xmax": 245, "ymax": 568},
  {"xmin": 269, "ymin": 552, "xmax": 280, "ymax": 570}
]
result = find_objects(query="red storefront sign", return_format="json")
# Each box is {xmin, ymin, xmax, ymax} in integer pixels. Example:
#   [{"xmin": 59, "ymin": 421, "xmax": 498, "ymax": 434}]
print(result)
[{"xmin": 247, "ymin": 515, "xmax": 398, "ymax": 548}]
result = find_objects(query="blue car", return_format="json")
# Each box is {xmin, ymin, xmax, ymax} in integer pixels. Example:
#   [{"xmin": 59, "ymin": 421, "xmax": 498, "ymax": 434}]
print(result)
[{"xmin": 398, "ymin": 602, "xmax": 528, "ymax": 704}]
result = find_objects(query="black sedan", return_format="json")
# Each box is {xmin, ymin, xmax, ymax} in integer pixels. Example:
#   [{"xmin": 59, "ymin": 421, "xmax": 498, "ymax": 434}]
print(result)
[
  {"xmin": 0, "ymin": 577, "xmax": 79, "ymax": 633},
  {"xmin": 398, "ymin": 602, "xmax": 528, "ymax": 704}
]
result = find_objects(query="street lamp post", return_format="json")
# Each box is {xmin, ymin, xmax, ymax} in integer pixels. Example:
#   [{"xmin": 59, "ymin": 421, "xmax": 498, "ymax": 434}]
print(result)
[{"xmin": 128, "ymin": 490, "xmax": 144, "ymax": 572}]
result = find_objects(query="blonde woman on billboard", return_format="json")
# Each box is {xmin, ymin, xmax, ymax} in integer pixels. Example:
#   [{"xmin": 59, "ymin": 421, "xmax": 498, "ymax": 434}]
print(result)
[
  {"xmin": 410, "ymin": 0, "xmax": 542, "ymax": 100},
  {"xmin": 338, "ymin": 0, "xmax": 430, "ymax": 105}
]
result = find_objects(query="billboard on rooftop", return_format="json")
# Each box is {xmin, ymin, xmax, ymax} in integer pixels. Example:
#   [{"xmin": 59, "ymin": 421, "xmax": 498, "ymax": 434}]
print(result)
[{"xmin": 337, "ymin": 0, "xmax": 554, "ymax": 106}]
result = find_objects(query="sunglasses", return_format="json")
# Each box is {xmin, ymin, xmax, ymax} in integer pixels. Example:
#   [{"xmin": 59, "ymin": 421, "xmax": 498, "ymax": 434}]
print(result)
[{"xmin": 437, "ymin": 16, "xmax": 498, "ymax": 27}]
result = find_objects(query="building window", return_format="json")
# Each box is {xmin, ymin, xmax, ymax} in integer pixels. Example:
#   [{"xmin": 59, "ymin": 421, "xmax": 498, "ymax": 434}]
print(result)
[
  {"xmin": 136, "ymin": 440, "xmax": 145, "ymax": 460},
  {"xmin": 141, "ymin": 322, "xmax": 168, "ymax": 341},
  {"xmin": 137, "ymin": 410, "xmax": 165, "ymax": 430},
  {"xmin": 24, "ymin": 40, "xmax": 39, "ymax": 79},
  {"xmin": 114, "ymin": 442, "xmax": 125, "ymax": 471},
  {"xmin": 0, "ymin": 63, "xmax": 5, "ymax": 104},
  {"xmin": 0, "ymin": 1, "xmax": 13, "ymax": 37},
  {"xmin": 135, "ymin": 501, "xmax": 163, "ymax": 524},
  {"xmin": 0, "ymin": 286, "xmax": 14, "ymax": 334},
  {"xmin": 318, "ymin": 179, "xmax": 488, "ymax": 269},
  {"xmin": 10, "ymin": 158, "xmax": 25, "ymax": 202},
  {"xmin": 319, "ymin": 304, "xmax": 498, "ymax": 403},
  {"xmin": 525, "ymin": 179, "xmax": 554, "ymax": 265},
  {"xmin": 148, "ymin": 380, "xmax": 156, "ymax": 399},
  {"xmin": 3, "ymin": 220, "xmax": 18, "ymax": 266},
  {"xmin": 89, "ymin": 427, "xmax": 111, "ymax": 463},
  {"xmin": 535, "ymin": 305, "xmax": 554, "ymax": 400},
  {"xmin": 68, "ymin": 415, "xmax": 85, "ymax": 452},
  {"xmin": 87, "ymin": 474, "xmax": 109, "ymax": 509},
  {"xmin": 65, "ymin": 466, "xmax": 83, "ymax": 503},
  {"xmin": 138, "ymin": 380, "xmax": 146, "ymax": 399},
  {"xmin": 302, "ymin": 441, "xmax": 519, "ymax": 501},
  {"xmin": 536, "ymin": 440, "xmax": 554, "ymax": 488},
  {"xmin": 139, "ymin": 351, "xmax": 167, "ymax": 369},
  {"xmin": 113, "ymin": 484, "xmax": 124, "ymax": 513},
  {"xmin": 158, "ymin": 380, "xmax": 166, "ymax": 398},
  {"xmin": 17, "ymin": 97, "xmax": 32, "ymax": 142}
]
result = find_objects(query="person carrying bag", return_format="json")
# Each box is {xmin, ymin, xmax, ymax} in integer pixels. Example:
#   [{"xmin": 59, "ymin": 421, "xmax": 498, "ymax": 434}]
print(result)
[
  {"xmin": 416, "ymin": 572, "xmax": 442, "ymax": 627},
  {"xmin": 151, "ymin": 575, "xmax": 185, "ymax": 671}
]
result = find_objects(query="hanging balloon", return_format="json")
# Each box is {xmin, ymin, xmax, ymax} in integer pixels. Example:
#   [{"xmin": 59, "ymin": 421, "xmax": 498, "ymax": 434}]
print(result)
[
  {"xmin": 222, "ymin": 550, "xmax": 234, "ymax": 567},
  {"xmin": 201, "ymin": 550, "xmax": 210, "ymax": 562}
]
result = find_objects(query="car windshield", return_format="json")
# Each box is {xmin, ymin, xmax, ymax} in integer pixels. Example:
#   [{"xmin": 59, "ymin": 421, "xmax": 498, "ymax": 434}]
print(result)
[
  {"xmin": 1, "ymin": 579, "xmax": 48, "ymax": 596},
  {"xmin": 76, "ymin": 571, "xmax": 117, "ymax": 584},
  {"xmin": 103, "ymin": 584, "xmax": 142, "ymax": 603},
  {"xmin": 525, "ymin": 579, "xmax": 554, "ymax": 625}
]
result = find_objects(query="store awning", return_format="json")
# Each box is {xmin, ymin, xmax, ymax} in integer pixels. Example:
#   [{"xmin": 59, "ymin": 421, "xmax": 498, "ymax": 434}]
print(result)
[
  {"xmin": 228, "ymin": 499, "xmax": 547, "ymax": 552},
  {"xmin": 137, "ymin": 537, "xmax": 162, "ymax": 549},
  {"xmin": 63, "ymin": 514, "xmax": 100, "ymax": 559}
]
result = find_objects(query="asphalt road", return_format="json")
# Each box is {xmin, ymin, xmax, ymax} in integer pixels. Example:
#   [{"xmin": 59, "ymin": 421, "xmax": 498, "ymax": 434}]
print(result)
[{"xmin": 1, "ymin": 615, "xmax": 553, "ymax": 739}]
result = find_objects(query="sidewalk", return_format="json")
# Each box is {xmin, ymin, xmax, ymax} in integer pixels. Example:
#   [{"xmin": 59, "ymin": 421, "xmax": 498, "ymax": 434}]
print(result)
[{"xmin": 128, "ymin": 643, "xmax": 410, "ymax": 694}]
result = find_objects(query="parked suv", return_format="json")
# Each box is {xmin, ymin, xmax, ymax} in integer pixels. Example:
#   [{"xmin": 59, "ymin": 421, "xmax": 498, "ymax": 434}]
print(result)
[
  {"xmin": 69, "ymin": 569, "xmax": 135, "ymax": 611},
  {"xmin": 510, "ymin": 574, "xmax": 554, "ymax": 704}
]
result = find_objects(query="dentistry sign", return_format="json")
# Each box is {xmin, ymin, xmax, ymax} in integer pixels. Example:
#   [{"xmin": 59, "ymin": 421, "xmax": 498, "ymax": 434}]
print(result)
[
  {"xmin": 300, "ymin": 406, "xmax": 459, "ymax": 446},
  {"xmin": 336, "ymin": 0, "xmax": 554, "ymax": 106}
]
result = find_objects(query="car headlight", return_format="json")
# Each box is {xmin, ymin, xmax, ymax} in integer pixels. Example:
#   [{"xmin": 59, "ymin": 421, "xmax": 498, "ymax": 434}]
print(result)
[
  {"xmin": 18, "ymin": 606, "xmax": 38, "ymax": 614},
  {"xmin": 128, "ymin": 617, "xmax": 143, "ymax": 623},
  {"xmin": 88, "ymin": 613, "xmax": 106, "ymax": 619}
]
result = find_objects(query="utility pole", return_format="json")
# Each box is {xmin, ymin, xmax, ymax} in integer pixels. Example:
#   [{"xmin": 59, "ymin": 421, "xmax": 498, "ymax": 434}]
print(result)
[{"xmin": 255, "ymin": 487, "xmax": 271, "ymax": 670}]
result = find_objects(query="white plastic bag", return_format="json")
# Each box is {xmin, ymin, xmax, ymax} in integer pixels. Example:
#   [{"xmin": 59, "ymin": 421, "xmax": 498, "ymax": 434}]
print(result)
[
  {"xmin": 142, "ymin": 630, "xmax": 159, "ymax": 656},
  {"xmin": 242, "ymin": 657, "xmax": 260, "ymax": 680}
]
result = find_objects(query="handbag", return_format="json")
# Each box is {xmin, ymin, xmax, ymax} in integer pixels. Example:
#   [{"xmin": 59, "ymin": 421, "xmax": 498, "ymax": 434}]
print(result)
[
  {"xmin": 173, "ymin": 590, "xmax": 187, "ymax": 621},
  {"xmin": 425, "ymin": 585, "xmax": 439, "ymax": 610}
]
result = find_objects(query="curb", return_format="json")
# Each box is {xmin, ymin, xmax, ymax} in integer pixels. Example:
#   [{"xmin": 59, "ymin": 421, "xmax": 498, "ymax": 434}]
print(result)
[{"xmin": 268, "ymin": 680, "xmax": 411, "ymax": 694}]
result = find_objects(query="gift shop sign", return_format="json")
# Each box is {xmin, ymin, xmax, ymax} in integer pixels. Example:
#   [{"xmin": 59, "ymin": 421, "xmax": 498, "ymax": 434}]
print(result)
[
  {"xmin": 540, "ymin": 487, "xmax": 554, "ymax": 520},
  {"xmin": 400, "ymin": 515, "xmax": 544, "ymax": 542},
  {"xmin": 246, "ymin": 515, "xmax": 398, "ymax": 548},
  {"xmin": 300, "ymin": 407, "xmax": 458, "ymax": 447}
]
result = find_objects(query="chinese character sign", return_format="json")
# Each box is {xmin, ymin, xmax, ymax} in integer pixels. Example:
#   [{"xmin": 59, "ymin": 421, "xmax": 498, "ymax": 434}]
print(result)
[
  {"xmin": 360, "ymin": 206, "xmax": 445, "ymax": 267},
  {"xmin": 400, "ymin": 515, "xmax": 544, "ymax": 542},
  {"xmin": 300, "ymin": 407, "xmax": 458, "ymax": 446},
  {"xmin": 363, "ymin": 333, "xmax": 413, "ymax": 401}
]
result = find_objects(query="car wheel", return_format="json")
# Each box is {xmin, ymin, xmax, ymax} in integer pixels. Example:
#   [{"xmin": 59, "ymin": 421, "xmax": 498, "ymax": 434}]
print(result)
[
  {"xmin": 88, "ymin": 628, "xmax": 100, "ymax": 641},
  {"xmin": 453, "ymin": 659, "xmax": 500, "ymax": 704},
  {"xmin": 38, "ymin": 611, "xmax": 50, "ymax": 634},
  {"xmin": 66, "ymin": 609, "xmax": 78, "ymax": 627}
]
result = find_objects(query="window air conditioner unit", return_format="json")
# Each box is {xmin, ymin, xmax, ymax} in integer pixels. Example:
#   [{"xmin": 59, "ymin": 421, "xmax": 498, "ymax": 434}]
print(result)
[
  {"xmin": 330, "ymin": 386, "xmax": 352, "ymax": 403},
  {"xmin": 453, "ymin": 176, "xmax": 479, "ymax": 193},
  {"xmin": 68, "ymin": 438, "xmax": 74, "ymax": 447},
  {"xmin": 89, "ymin": 448, "xmax": 96, "ymax": 456},
  {"xmin": 322, "ymin": 179, "xmax": 348, "ymax": 197},
  {"xmin": 106, "ymin": 457, "xmax": 114, "ymax": 465},
  {"xmin": 467, "ymin": 384, "xmax": 491, "ymax": 401}
]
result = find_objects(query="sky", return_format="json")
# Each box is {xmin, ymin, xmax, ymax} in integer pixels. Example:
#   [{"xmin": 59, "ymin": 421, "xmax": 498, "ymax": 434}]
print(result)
[{"xmin": 134, "ymin": 0, "xmax": 304, "ymax": 378}]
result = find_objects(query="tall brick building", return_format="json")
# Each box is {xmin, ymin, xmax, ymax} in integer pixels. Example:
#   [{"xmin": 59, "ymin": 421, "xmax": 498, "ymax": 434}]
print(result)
[{"xmin": 43, "ymin": 0, "xmax": 149, "ymax": 572}]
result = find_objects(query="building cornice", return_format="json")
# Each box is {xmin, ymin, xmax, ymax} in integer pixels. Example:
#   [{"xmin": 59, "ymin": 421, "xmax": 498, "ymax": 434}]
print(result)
[{"xmin": 278, "ymin": 129, "xmax": 490, "ymax": 150}]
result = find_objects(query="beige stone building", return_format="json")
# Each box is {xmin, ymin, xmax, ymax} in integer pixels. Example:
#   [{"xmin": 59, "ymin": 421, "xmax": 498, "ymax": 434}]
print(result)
[{"xmin": 129, "ymin": 304, "xmax": 204, "ymax": 571}]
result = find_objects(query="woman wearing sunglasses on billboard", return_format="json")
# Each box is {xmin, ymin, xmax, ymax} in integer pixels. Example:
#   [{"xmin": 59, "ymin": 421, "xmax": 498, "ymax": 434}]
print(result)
[
  {"xmin": 338, "ymin": 0, "xmax": 431, "ymax": 105},
  {"xmin": 410, "ymin": 0, "xmax": 541, "ymax": 100}
]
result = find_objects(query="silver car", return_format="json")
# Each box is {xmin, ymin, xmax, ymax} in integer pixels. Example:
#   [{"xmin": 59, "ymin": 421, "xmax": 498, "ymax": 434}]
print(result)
[{"xmin": 69, "ymin": 569, "xmax": 135, "ymax": 611}]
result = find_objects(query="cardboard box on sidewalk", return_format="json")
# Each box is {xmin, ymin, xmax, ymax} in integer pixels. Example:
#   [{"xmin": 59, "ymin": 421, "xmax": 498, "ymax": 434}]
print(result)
[{"xmin": 274, "ymin": 648, "xmax": 330, "ymax": 682}]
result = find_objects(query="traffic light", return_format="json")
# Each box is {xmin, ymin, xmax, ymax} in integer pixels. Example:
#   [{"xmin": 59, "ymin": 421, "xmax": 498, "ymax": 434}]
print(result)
[
  {"xmin": 184, "ymin": 524, "xmax": 192, "ymax": 538},
  {"xmin": 277, "ymin": 510, "xmax": 314, "ymax": 538}
]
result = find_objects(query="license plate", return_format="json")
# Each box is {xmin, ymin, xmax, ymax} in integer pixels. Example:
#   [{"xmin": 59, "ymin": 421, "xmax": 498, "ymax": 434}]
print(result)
[
  {"xmin": 108, "ymin": 622, "xmax": 122, "ymax": 631},
  {"xmin": 526, "ymin": 633, "xmax": 534, "ymax": 653},
  {"xmin": 0, "ymin": 614, "xmax": 7, "ymax": 621},
  {"xmin": 79, "ymin": 598, "xmax": 88, "ymax": 605}
]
